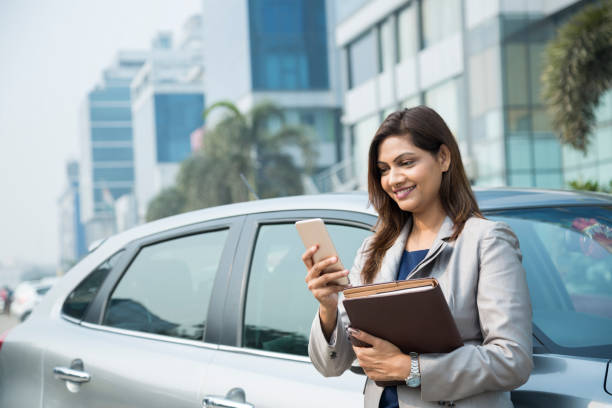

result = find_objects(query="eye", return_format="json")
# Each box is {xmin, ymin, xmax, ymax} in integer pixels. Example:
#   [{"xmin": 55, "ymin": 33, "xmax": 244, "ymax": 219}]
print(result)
[
  {"xmin": 400, "ymin": 160, "xmax": 414, "ymax": 166},
  {"xmin": 378, "ymin": 167, "xmax": 389, "ymax": 175}
]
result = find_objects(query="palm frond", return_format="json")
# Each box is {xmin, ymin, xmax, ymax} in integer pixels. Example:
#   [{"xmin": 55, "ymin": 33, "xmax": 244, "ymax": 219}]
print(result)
[{"xmin": 541, "ymin": 0, "xmax": 612, "ymax": 152}]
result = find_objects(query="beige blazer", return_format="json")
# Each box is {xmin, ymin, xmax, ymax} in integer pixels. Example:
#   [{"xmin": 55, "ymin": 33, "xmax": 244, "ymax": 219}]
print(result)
[{"xmin": 309, "ymin": 216, "xmax": 533, "ymax": 407}]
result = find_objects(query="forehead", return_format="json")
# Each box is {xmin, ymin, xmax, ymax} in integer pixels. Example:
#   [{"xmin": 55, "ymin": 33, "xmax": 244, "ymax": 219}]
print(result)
[{"xmin": 377, "ymin": 134, "xmax": 420, "ymax": 159}]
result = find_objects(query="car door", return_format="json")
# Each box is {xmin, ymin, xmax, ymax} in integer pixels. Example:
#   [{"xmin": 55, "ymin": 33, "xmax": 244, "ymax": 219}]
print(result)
[
  {"xmin": 203, "ymin": 210, "xmax": 375, "ymax": 408},
  {"xmin": 42, "ymin": 216, "xmax": 243, "ymax": 408}
]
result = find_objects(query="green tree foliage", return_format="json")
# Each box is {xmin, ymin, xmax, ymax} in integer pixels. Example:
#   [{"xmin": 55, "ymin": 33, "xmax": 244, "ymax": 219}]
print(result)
[
  {"xmin": 145, "ymin": 186, "xmax": 187, "ymax": 222},
  {"xmin": 146, "ymin": 101, "xmax": 316, "ymax": 221},
  {"xmin": 541, "ymin": 0, "xmax": 612, "ymax": 152},
  {"xmin": 568, "ymin": 179, "xmax": 612, "ymax": 193}
]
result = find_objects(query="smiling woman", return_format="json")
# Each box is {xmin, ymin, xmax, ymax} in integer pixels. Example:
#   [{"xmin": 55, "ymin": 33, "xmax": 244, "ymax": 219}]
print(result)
[{"xmin": 305, "ymin": 106, "xmax": 533, "ymax": 408}]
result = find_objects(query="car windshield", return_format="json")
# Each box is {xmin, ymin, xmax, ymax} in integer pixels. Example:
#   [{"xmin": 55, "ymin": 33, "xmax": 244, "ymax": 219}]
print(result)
[{"xmin": 489, "ymin": 205, "xmax": 612, "ymax": 356}]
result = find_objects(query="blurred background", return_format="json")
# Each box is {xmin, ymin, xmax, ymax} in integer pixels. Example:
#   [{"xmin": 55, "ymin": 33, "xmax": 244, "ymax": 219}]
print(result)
[{"xmin": 0, "ymin": 0, "xmax": 610, "ymax": 301}]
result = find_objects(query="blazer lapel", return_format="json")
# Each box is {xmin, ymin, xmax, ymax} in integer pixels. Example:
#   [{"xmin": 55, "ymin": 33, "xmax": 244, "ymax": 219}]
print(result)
[
  {"xmin": 374, "ymin": 219, "xmax": 412, "ymax": 283},
  {"xmin": 406, "ymin": 216, "xmax": 454, "ymax": 280}
]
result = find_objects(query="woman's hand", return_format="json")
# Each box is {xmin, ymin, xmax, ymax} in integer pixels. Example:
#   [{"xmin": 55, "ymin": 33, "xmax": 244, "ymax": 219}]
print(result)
[
  {"xmin": 350, "ymin": 329, "xmax": 412, "ymax": 382},
  {"xmin": 302, "ymin": 245, "xmax": 349, "ymax": 338}
]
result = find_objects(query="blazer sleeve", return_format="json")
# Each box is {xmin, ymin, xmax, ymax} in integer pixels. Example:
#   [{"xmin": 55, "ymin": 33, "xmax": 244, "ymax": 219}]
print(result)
[
  {"xmin": 419, "ymin": 222, "xmax": 533, "ymax": 402},
  {"xmin": 308, "ymin": 236, "xmax": 370, "ymax": 377}
]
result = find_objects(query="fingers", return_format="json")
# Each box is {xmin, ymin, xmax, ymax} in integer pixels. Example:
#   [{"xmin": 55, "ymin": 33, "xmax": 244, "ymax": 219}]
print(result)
[
  {"xmin": 307, "ymin": 273, "xmax": 348, "ymax": 293},
  {"xmin": 348, "ymin": 328, "xmax": 380, "ymax": 347},
  {"xmin": 305, "ymin": 255, "xmax": 341, "ymax": 282},
  {"xmin": 301, "ymin": 245, "xmax": 318, "ymax": 269}
]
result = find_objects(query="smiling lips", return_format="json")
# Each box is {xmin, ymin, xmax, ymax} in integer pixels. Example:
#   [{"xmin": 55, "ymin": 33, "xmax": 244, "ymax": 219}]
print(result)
[{"xmin": 393, "ymin": 185, "xmax": 416, "ymax": 199}]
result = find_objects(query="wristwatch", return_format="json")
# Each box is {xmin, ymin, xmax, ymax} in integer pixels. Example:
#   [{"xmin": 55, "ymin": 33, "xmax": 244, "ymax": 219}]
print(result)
[{"xmin": 405, "ymin": 352, "xmax": 421, "ymax": 387}]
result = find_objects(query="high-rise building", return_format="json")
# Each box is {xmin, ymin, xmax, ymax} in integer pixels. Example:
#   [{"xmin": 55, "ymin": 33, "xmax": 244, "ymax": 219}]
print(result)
[
  {"xmin": 333, "ymin": 0, "xmax": 611, "ymax": 189},
  {"xmin": 131, "ymin": 15, "xmax": 205, "ymax": 222},
  {"xmin": 202, "ymin": 0, "xmax": 343, "ymax": 175},
  {"xmin": 58, "ymin": 161, "xmax": 87, "ymax": 271},
  {"xmin": 79, "ymin": 51, "xmax": 147, "ymax": 247}
]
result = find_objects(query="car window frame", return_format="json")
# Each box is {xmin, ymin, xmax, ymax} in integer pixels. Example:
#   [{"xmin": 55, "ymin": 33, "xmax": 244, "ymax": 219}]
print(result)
[
  {"xmin": 219, "ymin": 209, "xmax": 376, "ymax": 354},
  {"xmin": 79, "ymin": 215, "xmax": 245, "ymax": 345}
]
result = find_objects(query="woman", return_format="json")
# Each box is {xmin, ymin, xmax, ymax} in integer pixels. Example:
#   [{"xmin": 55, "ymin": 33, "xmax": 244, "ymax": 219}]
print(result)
[{"xmin": 303, "ymin": 106, "xmax": 532, "ymax": 407}]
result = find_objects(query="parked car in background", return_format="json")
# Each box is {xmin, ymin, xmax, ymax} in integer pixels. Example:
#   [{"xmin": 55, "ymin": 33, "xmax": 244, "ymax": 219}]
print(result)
[
  {"xmin": 10, "ymin": 277, "xmax": 58, "ymax": 321},
  {"xmin": 0, "ymin": 286, "xmax": 12, "ymax": 314},
  {"xmin": 0, "ymin": 189, "xmax": 611, "ymax": 407}
]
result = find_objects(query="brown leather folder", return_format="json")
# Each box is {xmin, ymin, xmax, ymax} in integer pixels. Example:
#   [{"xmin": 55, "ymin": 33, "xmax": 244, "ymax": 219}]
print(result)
[{"xmin": 342, "ymin": 278, "xmax": 463, "ymax": 386}]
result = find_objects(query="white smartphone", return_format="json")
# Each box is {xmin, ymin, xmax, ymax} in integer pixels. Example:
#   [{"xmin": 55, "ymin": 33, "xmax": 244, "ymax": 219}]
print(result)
[{"xmin": 295, "ymin": 218, "xmax": 350, "ymax": 286}]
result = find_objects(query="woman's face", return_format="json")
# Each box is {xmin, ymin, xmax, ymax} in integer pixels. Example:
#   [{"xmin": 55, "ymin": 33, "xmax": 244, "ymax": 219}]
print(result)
[{"xmin": 377, "ymin": 134, "xmax": 450, "ymax": 215}]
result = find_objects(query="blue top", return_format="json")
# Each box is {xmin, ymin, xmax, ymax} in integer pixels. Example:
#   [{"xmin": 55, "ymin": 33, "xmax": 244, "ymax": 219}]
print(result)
[{"xmin": 379, "ymin": 249, "xmax": 429, "ymax": 408}]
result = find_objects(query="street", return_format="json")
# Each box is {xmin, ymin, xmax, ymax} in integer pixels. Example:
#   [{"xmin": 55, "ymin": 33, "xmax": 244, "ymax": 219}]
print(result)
[{"xmin": 0, "ymin": 314, "xmax": 19, "ymax": 334}]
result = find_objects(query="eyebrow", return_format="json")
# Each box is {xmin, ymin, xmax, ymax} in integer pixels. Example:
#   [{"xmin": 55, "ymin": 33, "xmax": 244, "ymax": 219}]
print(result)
[{"xmin": 376, "ymin": 152, "xmax": 416, "ymax": 166}]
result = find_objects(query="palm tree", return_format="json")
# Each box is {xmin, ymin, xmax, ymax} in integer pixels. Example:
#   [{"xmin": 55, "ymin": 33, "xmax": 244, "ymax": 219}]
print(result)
[
  {"xmin": 200, "ymin": 100, "xmax": 316, "ymax": 201},
  {"xmin": 541, "ymin": 0, "xmax": 612, "ymax": 152},
  {"xmin": 145, "ymin": 100, "xmax": 316, "ymax": 220}
]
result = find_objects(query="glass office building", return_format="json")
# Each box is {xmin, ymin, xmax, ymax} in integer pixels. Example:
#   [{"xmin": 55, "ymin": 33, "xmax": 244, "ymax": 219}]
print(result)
[
  {"xmin": 335, "ymin": 0, "xmax": 611, "ymax": 189},
  {"xmin": 131, "ymin": 23, "xmax": 205, "ymax": 222},
  {"xmin": 58, "ymin": 161, "xmax": 87, "ymax": 270},
  {"xmin": 79, "ymin": 52, "xmax": 147, "ymax": 246},
  {"xmin": 203, "ymin": 0, "xmax": 343, "ymax": 173}
]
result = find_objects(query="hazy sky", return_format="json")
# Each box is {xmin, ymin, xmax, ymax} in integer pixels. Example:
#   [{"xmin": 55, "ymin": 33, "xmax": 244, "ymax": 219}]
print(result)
[{"xmin": 0, "ymin": 0, "xmax": 201, "ymax": 267}]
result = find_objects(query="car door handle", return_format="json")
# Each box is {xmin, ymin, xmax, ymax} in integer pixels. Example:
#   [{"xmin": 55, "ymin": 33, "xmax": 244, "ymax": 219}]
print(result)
[
  {"xmin": 53, "ymin": 366, "xmax": 91, "ymax": 383},
  {"xmin": 202, "ymin": 396, "xmax": 254, "ymax": 408}
]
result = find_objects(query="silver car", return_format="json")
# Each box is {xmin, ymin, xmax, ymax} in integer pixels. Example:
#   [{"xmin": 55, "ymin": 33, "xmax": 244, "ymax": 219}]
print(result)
[{"xmin": 0, "ymin": 189, "xmax": 611, "ymax": 407}]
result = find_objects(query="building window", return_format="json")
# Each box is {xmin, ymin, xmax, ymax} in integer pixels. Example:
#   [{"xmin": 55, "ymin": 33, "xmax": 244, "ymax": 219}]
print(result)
[
  {"xmin": 93, "ymin": 167, "xmax": 135, "ymax": 183},
  {"xmin": 421, "ymin": 0, "xmax": 461, "ymax": 49},
  {"xmin": 348, "ymin": 29, "xmax": 377, "ymax": 89},
  {"xmin": 154, "ymin": 94, "xmax": 204, "ymax": 163},
  {"xmin": 90, "ymin": 106, "xmax": 132, "ymax": 122},
  {"xmin": 397, "ymin": 3, "xmax": 418, "ymax": 61},
  {"xmin": 89, "ymin": 87, "xmax": 130, "ymax": 102},
  {"xmin": 249, "ymin": 0, "xmax": 329, "ymax": 90},
  {"xmin": 353, "ymin": 114, "xmax": 380, "ymax": 187},
  {"xmin": 91, "ymin": 127, "xmax": 133, "ymax": 142},
  {"xmin": 424, "ymin": 77, "xmax": 461, "ymax": 137},
  {"xmin": 92, "ymin": 147, "xmax": 133, "ymax": 162},
  {"xmin": 378, "ymin": 17, "xmax": 395, "ymax": 73}
]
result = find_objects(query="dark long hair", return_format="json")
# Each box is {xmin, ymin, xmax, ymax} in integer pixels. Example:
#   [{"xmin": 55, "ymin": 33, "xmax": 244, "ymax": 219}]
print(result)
[{"xmin": 361, "ymin": 106, "xmax": 482, "ymax": 283}]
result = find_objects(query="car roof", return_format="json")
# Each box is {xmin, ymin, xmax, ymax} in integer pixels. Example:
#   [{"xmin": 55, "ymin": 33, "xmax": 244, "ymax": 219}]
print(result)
[{"xmin": 100, "ymin": 188, "xmax": 610, "ymax": 252}]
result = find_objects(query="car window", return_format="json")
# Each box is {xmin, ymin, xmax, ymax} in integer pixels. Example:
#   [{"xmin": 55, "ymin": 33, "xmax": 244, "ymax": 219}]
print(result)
[
  {"xmin": 62, "ymin": 250, "xmax": 124, "ymax": 320},
  {"xmin": 102, "ymin": 229, "xmax": 228, "ymax": 340},
  {"xmin": 243, "ymin": 222, "xmax": 372, "ymax": 356},
  {"xmin": 489, "ymin": 206, "xmax": 612, "ymax": 352}
]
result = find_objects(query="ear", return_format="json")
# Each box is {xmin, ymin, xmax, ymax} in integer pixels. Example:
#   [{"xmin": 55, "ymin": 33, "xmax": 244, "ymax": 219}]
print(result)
[{"xmin": 438, "ymin": 144, "xmax": 451, "ymax": 172}]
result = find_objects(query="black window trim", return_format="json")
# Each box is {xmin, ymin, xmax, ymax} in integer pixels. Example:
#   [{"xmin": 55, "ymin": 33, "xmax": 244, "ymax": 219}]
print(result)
[
  {"xmin": 219, "ymin": 209, "xmax": 376, "ymax": 350},
  {"xmin": 79, "ymin": 215, "xmax": 246, "ymax": 346}
]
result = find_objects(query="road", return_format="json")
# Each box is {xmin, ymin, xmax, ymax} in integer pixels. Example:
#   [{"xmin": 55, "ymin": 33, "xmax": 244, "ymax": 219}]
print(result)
[{"xmin": 0, "ymin": 314, "xmax": 20, "ymax": 334}]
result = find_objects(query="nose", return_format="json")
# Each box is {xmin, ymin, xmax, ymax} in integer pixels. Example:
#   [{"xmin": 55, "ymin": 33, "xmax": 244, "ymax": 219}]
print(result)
[{"xmin": 387, "ymin": 166, "xmax": 405, "ymax": 186}]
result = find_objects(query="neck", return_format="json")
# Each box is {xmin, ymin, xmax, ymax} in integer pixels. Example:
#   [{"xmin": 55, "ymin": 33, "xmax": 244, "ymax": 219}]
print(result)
[{"xmin": 411, "ymin": 201, "xmax": 447, "ymax": 236}]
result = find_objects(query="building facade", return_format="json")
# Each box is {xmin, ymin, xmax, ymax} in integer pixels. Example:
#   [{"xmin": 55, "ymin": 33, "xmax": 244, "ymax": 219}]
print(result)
[
  {"xmin": 334, "ymin": 0, "xmax": 612, "ymax": 189},
  {"xmin": 58, "ymin": 161, "xmax": 87, "ymax": 271},
  {"xmin": 79, "ymin": 51, "xmax": 147, "ymax": 247},
  {"xmin": 202, "ymin": 0, "xmax": 344, "ymax": 175},
  {"xmin": 131, "ymin": 17, "xmax": 205, "ymax": 222}
]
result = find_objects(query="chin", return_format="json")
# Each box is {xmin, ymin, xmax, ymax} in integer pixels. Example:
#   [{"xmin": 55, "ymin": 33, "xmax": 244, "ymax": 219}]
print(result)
[{"xmin": 395, "ymin": 200, "xmax": 418, "ymax": 213}]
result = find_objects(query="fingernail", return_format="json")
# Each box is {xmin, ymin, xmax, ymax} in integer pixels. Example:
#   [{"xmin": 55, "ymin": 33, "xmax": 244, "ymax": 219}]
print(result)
[
  {"xmin": 348, "ymin": 327, "xmax": 360, "ymax": 335},
  {"xmin": 331, "ymin": 256, "xmax": 337, "ymax": 262}
]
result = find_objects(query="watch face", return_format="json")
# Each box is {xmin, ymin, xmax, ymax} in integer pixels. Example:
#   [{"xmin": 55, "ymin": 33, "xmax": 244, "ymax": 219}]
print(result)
[{"xmin": 407, "ymin": 376, "xmax": 421, "ymax": 387}]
